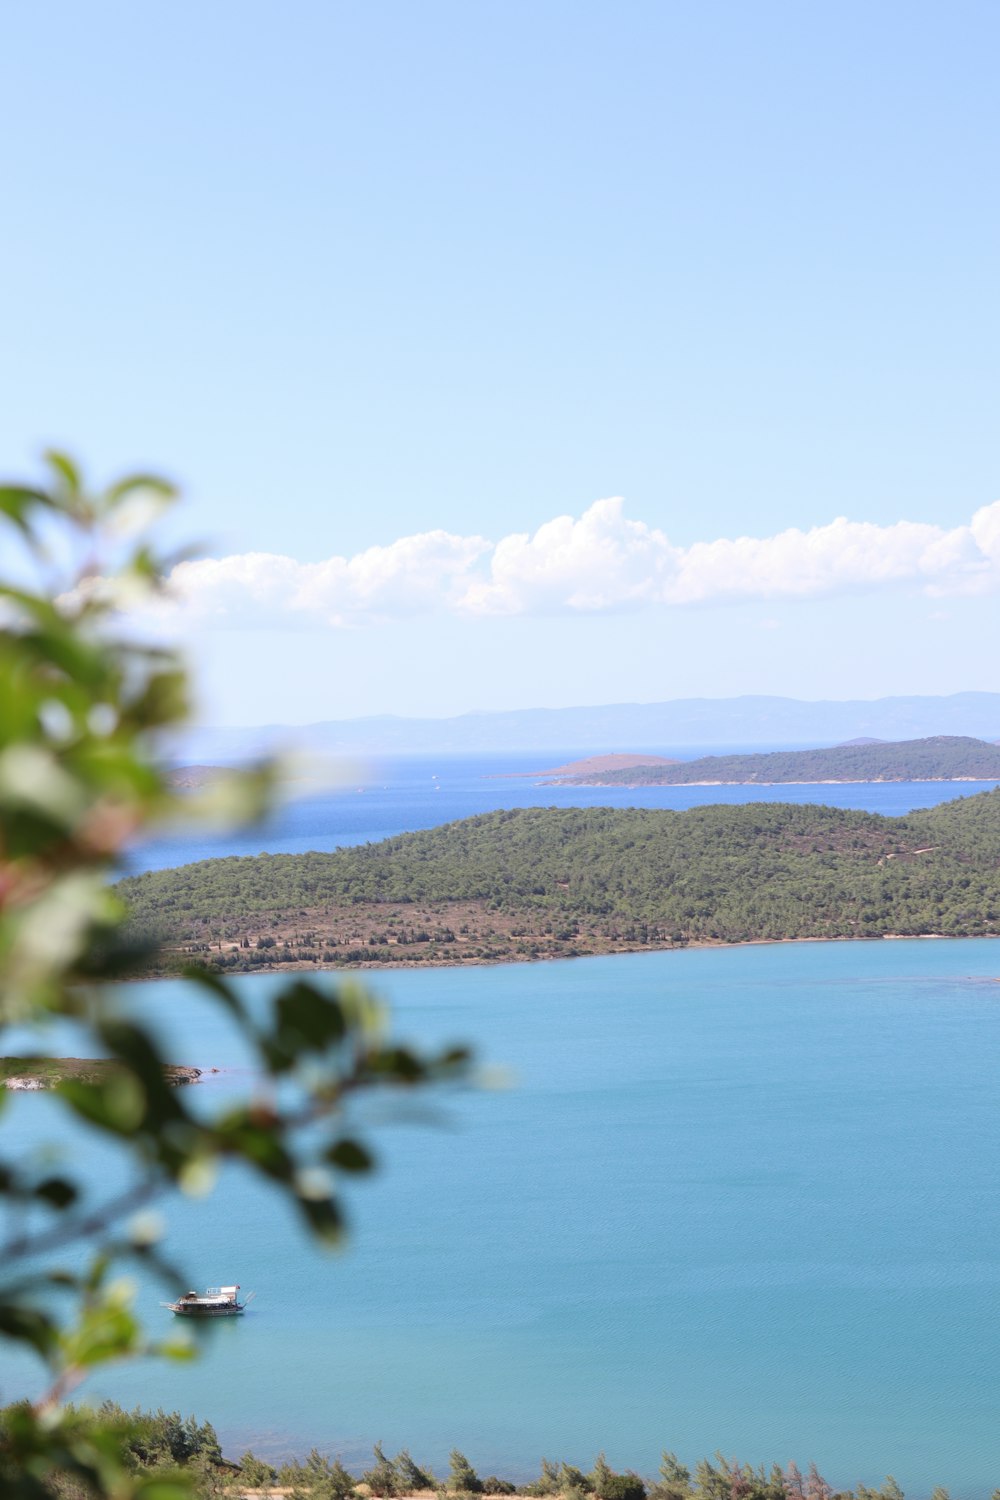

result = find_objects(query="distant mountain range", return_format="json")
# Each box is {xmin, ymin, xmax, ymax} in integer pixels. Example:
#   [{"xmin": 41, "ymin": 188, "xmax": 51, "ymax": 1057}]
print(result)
[{"xmin": 173, "ymin": 692, "xmax": 1000, "ymax": 762}]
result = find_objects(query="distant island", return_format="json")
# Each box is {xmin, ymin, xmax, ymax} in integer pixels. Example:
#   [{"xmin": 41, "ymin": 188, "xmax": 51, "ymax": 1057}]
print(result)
[
  {"xmin": 498, "ymin": 753, "xmax": 678, "ymax": 778},
  {"xmin": 118, "ymin": 789, "xmax": 1000, "ymax": 973},
  {"xmin": 165, "ymin": 764, "xmax": 228, "ymax": 790},
  {"xmin": 540, "ymin": 735, "xmax": 1000, "ymax": 786},
  {"xmin": 0, "ymin": 1058, "xmax": 203, "ymax": 1089}
]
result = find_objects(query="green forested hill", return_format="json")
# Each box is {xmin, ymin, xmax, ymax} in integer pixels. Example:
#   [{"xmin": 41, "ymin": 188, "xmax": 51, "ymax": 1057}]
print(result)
[
  {"xmin": 553, "ymin": 735, "xmax": 1000, "ymax": 785},
  {"xmin": 118, "ymin": 792, "xmax": 1000, "ymax": 971}
]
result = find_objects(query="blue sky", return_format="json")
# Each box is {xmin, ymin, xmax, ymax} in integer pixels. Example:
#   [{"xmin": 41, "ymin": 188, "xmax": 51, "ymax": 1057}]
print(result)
[{"xmin": 3, "ymin": 1, "xmax": 999, "ymax": 724}]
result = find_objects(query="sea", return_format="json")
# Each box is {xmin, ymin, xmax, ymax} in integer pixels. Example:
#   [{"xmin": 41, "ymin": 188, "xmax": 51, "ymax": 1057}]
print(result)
[
  {"xmin": 133, "ymin": 749, "xmax": 1000, "ymax": 874},
  {"xmin": 4, "ymin": 756, "xmax": 1000, "ymax": 1494}
]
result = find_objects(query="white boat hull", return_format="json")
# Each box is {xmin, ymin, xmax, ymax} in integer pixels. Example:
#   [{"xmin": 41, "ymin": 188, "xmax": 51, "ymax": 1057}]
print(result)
[
  {"xmin": 162, "ymin": 1284, "xmax": 252, "ymax": 1317},
  {"xmin": 166, "ymin": 1302, "xmax": 246, "ymax": 1317}
]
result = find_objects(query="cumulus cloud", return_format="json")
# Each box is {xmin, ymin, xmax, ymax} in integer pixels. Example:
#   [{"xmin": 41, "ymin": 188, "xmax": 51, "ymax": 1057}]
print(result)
[
  {"xmin": 149, "ymin": 497, "xmax": 1000, "ymax": 628},
  {"xmin": 171, "ymin": 529, "xmax": 490, "ymax": 627},
  {"xmin": 456, "ymin": 500, "xmax": 680, "ymax": 615}
]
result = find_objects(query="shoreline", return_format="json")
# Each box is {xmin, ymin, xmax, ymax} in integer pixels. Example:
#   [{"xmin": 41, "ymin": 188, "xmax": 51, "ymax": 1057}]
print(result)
[
  {"xmin": 121, "ymin": 796, "xmax": 1000, "ymax": 982},
  {"xmin": 0, "ymin": 1060, "xmax": 206, "ymax": 1089},
  {"xmin": 133, "ymin": 928, "xmax": 994, "ymax": 982},
  {"xmin": 544, "ymin": 775, "xmax": 1000, "ymax": 788}
]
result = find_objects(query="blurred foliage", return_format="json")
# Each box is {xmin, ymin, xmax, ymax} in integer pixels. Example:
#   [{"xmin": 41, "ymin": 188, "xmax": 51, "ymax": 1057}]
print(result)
[{"xmin": 0, "ymin": 454, "xmax": 470, "ymax": 1497}]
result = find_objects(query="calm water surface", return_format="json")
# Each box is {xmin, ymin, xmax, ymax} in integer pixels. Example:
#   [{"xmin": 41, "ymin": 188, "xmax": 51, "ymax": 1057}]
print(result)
[
  {"xmin": 132, "ymin": 751, "xmax": 1000, "ymax": 872},
  {"xmin": 4, "ymin": 941, "xmax": 1000, "ymax": 1493}
]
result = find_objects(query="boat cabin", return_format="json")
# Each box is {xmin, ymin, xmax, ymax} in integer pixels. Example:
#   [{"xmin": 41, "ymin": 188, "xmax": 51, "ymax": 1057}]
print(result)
[{"xmin": 164, "ymin": 1284, "xmax": 249, "ymax": 1317}]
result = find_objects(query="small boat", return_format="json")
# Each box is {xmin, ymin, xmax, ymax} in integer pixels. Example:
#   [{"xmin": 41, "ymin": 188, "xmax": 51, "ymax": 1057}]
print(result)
[{"xmin": 162, "ymin": 1284, "xmax": 253, "ymax": 1317}]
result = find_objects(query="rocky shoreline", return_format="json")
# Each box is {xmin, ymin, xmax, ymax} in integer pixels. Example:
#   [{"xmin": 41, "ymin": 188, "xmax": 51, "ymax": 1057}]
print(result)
[{"xmin": 0, "ymin": 1059, "xmax": 204, "ymax": 1089}]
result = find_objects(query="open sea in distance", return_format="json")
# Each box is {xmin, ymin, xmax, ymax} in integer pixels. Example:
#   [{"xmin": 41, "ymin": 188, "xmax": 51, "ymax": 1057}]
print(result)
[{"xmin": 5, "ymin": 758, "xmax": 1000, "ymax": 1492}]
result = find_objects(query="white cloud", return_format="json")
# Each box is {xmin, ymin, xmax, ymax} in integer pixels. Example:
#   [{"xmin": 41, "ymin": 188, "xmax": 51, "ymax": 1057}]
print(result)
[
  {"xmin": 457, "ymin": 499, "xmax": 680, "ymax": 615},
  {"xmin": 171, "ymin": 529, "xmax": 491, "ymax": 627},
  {"xmin": 664, "ymin": 515, "xmax": 987, "ymax": 606},
  {"xmin": 148, "ymin": 496, "xmax": 1000, "ymax": 629}
]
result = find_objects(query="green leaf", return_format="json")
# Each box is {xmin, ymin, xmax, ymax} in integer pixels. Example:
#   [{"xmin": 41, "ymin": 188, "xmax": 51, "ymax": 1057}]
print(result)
[
  {"xmin": 98, "ymin": 1019, "xmax": 184, "ymax": 1125},
  {"xmin": 438, "ymin": 1045, "xmax": 472, "ymax": 1069},
  {"xmin": 274, "ymin": 981, "xmax": 346, "ymax": 1051},
  {"xmin": 34, "ymin": 1176, "xmax": 78, "ymax": 1209},
  {"xmin": 127, "ymin": 668, "xmax": 190, "ymax": 730},
  {"xmin": 155, "ymin": 1337, "xmax": 197, "ymax": 1363},
  {"xmin": 365, "ymin": 1045, "xmax": 426, "ymax": 1083},
  {"xmin": 105, "ymin": 472, "xmax": 178, "ymax": 506},
  {"xmin": 216, "ymin": 1109, "xmax": 294, "ymax": 1181},
  {"xmin": 180, "ymin": 964, "xmax": 249, "ymax": 1021},
  {"xmin": 43, "ymin": 447, "xmax": 82, "ymax": 496},
  {"xmin": 327, "ymin": 1138, "xmax": 375, "ymax": 1173},
  {"xmin": 0, "ymin": 1301, "xmax": 57, "ymax": 1357},
  {"xmin": 0, "ymin": 484, "xmax": 54, "ymax": 537},
  {"xmin": 59, "ymin": 1076, "xmax": 145, "ymax": 1135},
  {"xmin": 61, "ymin": 1296, "xmax": 142, "ymax": 1368},
  {"xmin": 134, "ymin": 1479, "xmax": 196, "ymax": 1500},
  {"xmin": 297, "ymin": 1193, "xmax": 344, "ymax": 1246}
]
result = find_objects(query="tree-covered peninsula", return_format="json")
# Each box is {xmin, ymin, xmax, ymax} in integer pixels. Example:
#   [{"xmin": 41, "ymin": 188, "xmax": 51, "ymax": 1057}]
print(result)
[
  {"xmin": 118, "ymin": 790, "xmax": 1000, "ymax": 971},
  {"xmin": 546, "ymin": 735, "xmax": 1000, "ymax": 786}
]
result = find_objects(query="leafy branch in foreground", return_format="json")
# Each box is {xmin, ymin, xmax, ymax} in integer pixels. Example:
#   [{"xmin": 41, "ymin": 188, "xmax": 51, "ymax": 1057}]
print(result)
[{"xmin": 0, "ymin": 454, "xmax": 470, "ymax": 1498}]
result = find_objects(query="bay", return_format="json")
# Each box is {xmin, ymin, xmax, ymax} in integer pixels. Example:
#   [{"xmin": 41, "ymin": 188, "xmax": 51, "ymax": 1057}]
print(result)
[{"xmin": 4, "ymin": 940, "xmax": 1000, "ymax": 1494}]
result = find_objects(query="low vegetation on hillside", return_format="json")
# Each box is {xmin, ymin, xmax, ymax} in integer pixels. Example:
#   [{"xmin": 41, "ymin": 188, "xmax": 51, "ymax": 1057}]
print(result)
[
  {"xmin": 117, "ymin": 791, "xmax": 1000, "ymax": 971},
  {"xmin": 551, "ymin": 736, "xmax": 1000, "ymax": 786}
]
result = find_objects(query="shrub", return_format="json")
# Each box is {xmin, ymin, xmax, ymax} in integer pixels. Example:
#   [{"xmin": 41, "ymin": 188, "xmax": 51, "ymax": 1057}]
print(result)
[
  {"xmin": 449, "ymin": 1450, "xmax": 483, "ymax": 1494},
  {"xmin": 600, "ymin": 1476, "xmax": 646, "ymax": 1500},
  {"xmin": 364, "ymin": 1443, "xmax": 401, "ymax": 1497}
]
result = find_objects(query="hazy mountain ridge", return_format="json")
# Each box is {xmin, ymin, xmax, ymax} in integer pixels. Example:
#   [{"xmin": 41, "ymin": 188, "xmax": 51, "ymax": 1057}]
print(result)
[{"xmin": 174, "ymin": 693, "xmax": 1000, "ymax": 761}]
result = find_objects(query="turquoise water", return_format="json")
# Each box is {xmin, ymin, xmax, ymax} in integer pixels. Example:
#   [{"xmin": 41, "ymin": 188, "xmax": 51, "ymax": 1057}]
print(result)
[{"xmin": 4, "ymin": 940, "xmax": 1000, "ymax": 1491}]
